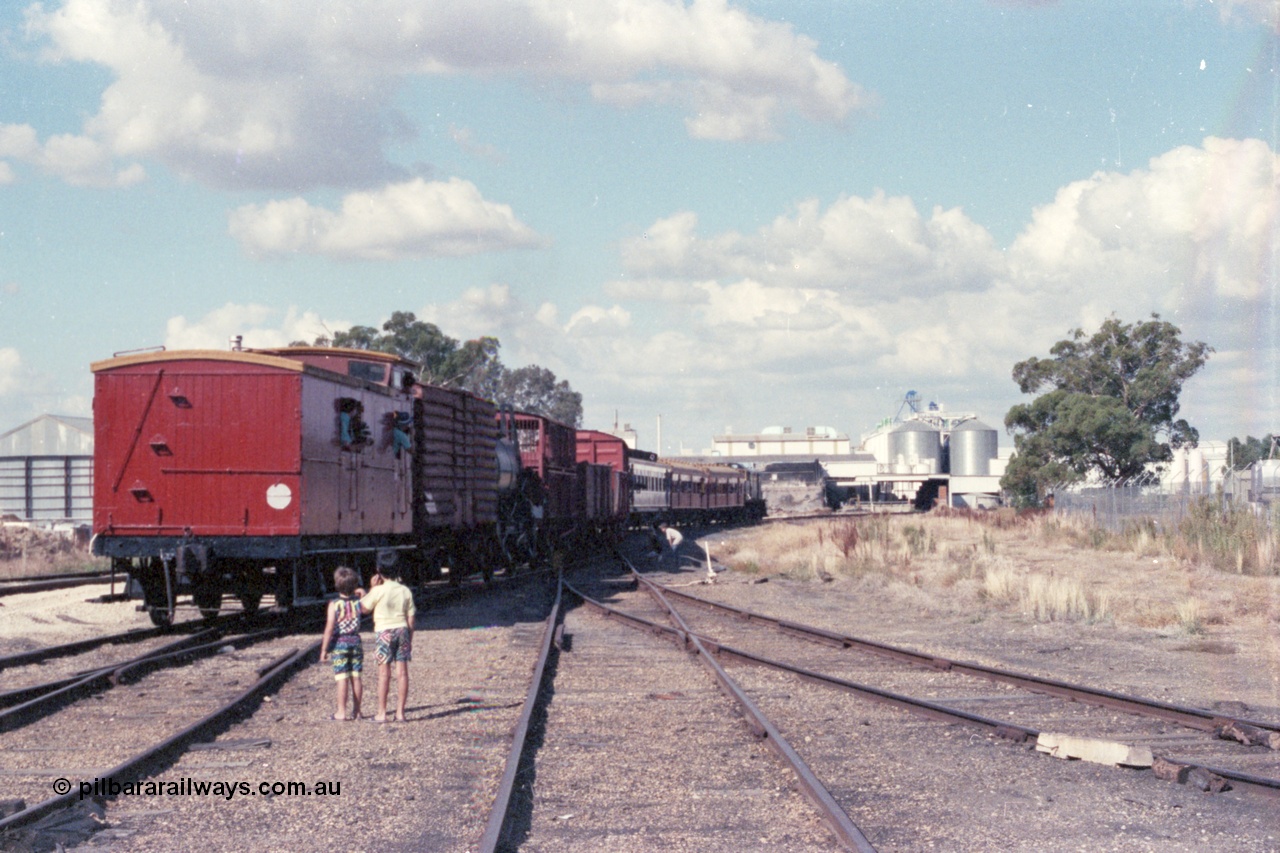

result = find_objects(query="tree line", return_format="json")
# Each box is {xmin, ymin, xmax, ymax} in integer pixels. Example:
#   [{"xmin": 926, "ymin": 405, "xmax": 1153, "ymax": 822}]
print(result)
[{"xmin": 1226, "ymin": 434, "xmax": 1279, "ymax": 469}]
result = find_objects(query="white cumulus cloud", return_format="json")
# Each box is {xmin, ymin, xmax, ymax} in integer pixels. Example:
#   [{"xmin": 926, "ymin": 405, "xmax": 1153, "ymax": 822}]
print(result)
[
  {"xmin": 565, "ymin": 304, "xmax": 631, "ymax": 336},
  {"xmin": 0, "ymin": 122, "xmax": 143, "ymax": 187},
  {"xmin": 20, "ymin": 0, "xmax": 865, "ymax": 191},
  {"xmin": 164, "ymin": 304, "xmax": 339, "ymax": 351},
  {"xmin": 620, "ymin": 194, "xmax": 1005, "ymax": 300},
  {"xmin": 1007, "ymin": 136, "xmax": 1279, "ymax": 338},
  {"xmin": 228, "ymin": 178, "xmax": 545, "ymax": 260},
  {"xmin": 416, "ymin": 284, "xmax": 569, "ymax": 371},
  {"xmin": 585, "ymin": 137, "xmax": 1280, "ymax": 445}
]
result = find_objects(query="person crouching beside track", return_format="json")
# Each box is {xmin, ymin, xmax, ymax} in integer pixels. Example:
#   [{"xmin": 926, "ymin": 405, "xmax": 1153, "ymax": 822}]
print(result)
[
  {"xmin": 319, "ymin": 567, "xmax": 364, "ymax": 721},
  {"xmin": 658, "ymin": 523, "xmax": 684, "ymax": 569},
  {"xmin": 360, "ymin": 570, "xmax": 416, "ymax": 723}
]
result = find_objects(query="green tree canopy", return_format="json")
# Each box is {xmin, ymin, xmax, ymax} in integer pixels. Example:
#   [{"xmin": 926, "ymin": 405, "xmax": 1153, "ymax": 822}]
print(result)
[
  {"xmin": 1002, "ymin": 314, "xmax": 1212, "ymax": 503},
  {"xmin": 497, "ymin": 365, "xmax": 584, "ymax": 428},
  {"xmin": 328, "ymin": 311, "xmax": 501, "ymax": 389},
  {"xmin": 312, "ymin": 311, "xmax": 583, "ymax": 426},
  {"xmin": 1226, "ymin": 434, "xmax": 1278, "ymax": 469}
]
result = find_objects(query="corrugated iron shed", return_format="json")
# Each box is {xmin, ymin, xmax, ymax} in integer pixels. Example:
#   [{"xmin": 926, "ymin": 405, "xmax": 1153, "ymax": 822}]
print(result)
[
  {"xmin": 0, "ymin": 414, "xmax": 94, "ymax": 456},
  {"xmin": 0, "ymin": 415, "xmax": 94, "ymax": 522}
]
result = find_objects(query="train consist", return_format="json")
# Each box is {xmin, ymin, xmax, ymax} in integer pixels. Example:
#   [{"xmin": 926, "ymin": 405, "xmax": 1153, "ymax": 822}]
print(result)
[{"xmin": 91, "ymin": 345, "xmax": 764, "ymax": 625}]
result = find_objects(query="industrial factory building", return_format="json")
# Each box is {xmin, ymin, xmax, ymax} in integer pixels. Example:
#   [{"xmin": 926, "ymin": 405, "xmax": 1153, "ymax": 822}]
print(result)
[
  {"xmin": 711, "ymin": 425, "xmax": 851, "ymax": 457},
  {"xmin": 697, "ymin": 394, "xmax": 1008, "ymax": 513},
  {"xmin": 851, "ymin": 410, "xmax": 1007, "ymax": 510}
]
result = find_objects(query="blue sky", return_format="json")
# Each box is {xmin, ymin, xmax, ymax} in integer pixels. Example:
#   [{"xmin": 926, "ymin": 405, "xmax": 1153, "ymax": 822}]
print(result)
[{"xmin": 1, "ymin": 0, "xmax": 1277, "ymax": 456}]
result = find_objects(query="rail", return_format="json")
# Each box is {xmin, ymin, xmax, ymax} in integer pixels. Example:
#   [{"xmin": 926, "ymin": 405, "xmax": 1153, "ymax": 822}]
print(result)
[
  {"xmin": 654, "ymin": 584, "xmax": 1280, "ymax": 736},
  {"xmin": 590, "ymin": 553, "xmax": 879, "ymax": 852},
  {"xmin": 642, "ymin": 580, "xmax": 1280, "ymax": 799},
  {"xmin": 0, "ymin": 639, "xmax": 318, "ymax": 834},
  {"xmin": 477, "ymin": 574, "xmax": 564, "ymax": 853}
]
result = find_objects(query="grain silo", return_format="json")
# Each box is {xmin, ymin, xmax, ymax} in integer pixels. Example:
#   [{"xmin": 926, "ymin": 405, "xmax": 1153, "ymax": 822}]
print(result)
[
  {"xmin": 948, "ymin": 418, "xmax": 998, "ymax": 476},
  {"xmin": 888, "ymin": 420, "xmax": 942, "ymax": 474}
]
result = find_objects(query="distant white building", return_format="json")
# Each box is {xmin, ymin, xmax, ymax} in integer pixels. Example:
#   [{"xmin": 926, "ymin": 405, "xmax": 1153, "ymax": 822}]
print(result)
[
  {"xmin": 1163, "ymin": 441, "xmax": 1229, "ymax": 491},
  {"xmin": 604, "ymin": 423, "xmax": 639, "ymax": 450},
  {"xmin": 1249, "ymin": 459, "xmax": 1280, "ymax": 505},
  {"xmin": 712, "ymin": 425, "xmax": 851, "ymax": 457},
  {"xmin": 854, "ymin": 400, "xmax": 1005, "ymax": 508},
  {"xmin": 701, "ymin": 396, "xmax": 1006, "ymax": 510}
]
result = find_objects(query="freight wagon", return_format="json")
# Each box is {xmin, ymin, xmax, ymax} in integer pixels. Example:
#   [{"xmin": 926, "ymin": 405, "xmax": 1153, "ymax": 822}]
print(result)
[{"xmin": 91, "ymin": 346, "xmax": 503, "ymax": 625}]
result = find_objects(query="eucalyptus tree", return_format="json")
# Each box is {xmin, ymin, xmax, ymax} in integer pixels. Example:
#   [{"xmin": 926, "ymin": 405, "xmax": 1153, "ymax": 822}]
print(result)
[
  {"xmin": 314, "ymin": 311, "xmax": 583, "ymax": 426},
  {"xmin": 1002, "ymin": 314, "xmax": 1212, "ymax": 504}
]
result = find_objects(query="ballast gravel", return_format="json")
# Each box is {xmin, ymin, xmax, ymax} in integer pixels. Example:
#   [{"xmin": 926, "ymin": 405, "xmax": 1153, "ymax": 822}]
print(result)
[{"xmin": 514, "ymin": 591, "xmax": 841, "ymax": 852}]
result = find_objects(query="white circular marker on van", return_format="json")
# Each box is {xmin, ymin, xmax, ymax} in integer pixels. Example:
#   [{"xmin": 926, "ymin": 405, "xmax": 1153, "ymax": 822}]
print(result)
[{"xmin": 266, "ymin": 483, "xmax": 292, "ymax": 509}]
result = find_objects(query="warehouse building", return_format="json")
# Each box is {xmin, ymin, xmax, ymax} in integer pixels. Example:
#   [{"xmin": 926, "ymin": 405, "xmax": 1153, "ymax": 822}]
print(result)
[{"xmin": 0, "ymin": 414, "xmax": 94, "ymax": 523}]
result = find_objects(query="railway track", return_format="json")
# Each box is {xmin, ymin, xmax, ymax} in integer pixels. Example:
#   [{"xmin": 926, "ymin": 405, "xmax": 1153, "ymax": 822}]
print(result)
[
  {"xmin": 3, "ymin": 545, "xmax": 1273, "ymax": 850},
  {"xmin": 0, "ymin": 608, "xmax": 257, "ymax": 673},
  {"xmin": 0, "ymin": 621, "xmax": 302, "ymax": 737},
  {"xmin": 478, "ymin": 562, "xmax": 855, "ymax": 851},
  {"xmin": 537, "ymin": 549, "xmax": 1280, "ymax": 849},
  {"xmin": 476, "ymin": 561, "xmax": 849, "ymax": 851},
  {"xmin": 0, "ymin": 572, "xmax": 116, "ymax": 599},
  {"xmin": 569, "ymin": 571, "xmax": 873, "ymax": 850},
  {"xmin": 639, "ymin": 579, "xmax": 1280, "ymax": 796},
  {"xmin": 0, "ymin": 626, "xmax": 317, "ymax": 843},
  {"xmin": 0, "ymin": 566, "xmax": 539, "ymax": 678},
  {"xmin": 477, "ymin": 574, "xmax": 565, "ymax": 852},
  {"xmin": 0, "ymin": 567, "xmax": 556, "ymax": 849},
  {"xmin": 440, "ymin": 548, "xmax": 1280, "ymax": 850}
]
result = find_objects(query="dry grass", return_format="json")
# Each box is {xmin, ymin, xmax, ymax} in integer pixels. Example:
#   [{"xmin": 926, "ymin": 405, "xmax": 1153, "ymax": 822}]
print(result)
[
  {"xmin": 1022, "ymin": 573, "xmax": 1107, "ymax": 623},
  {"xmin": 0, "ymin": 523, "xmax": 105, "ymax": 580},
  {"xmin": 713, "ymin": 509, "xmax": 1280, "ymax": 633},
  {"xmin": 1175, "ymin": 598, "xmax": 1206, "ymax": 635},
  {"xmin": 0, "ymin": 552, "xmax": 106, "ymax": 580},
  {"xmin": 978, "ymin": 561, "xmax": 1016, "ymax": 602}
]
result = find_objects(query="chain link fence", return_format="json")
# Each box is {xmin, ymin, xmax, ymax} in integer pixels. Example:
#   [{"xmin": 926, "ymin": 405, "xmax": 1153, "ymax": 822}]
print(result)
[{"xmin": 1050, "ymin": 469, "xmax": 1258, "ymax": 533}]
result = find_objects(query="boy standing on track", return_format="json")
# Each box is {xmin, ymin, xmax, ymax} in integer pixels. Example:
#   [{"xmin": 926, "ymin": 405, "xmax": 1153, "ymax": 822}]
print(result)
[
  {"xmin": 360, "ymin": 570, "xmax": 416, "ymax": 723},
  {"xmin": 319, "ymin": 566, "xmax": 364, "ymax": 721}
]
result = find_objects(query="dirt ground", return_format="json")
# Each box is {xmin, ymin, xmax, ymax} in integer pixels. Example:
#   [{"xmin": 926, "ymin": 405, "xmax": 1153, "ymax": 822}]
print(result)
[
  {"xmin": 703, "ymin": 512, "xmax": 1280, "ymax": 718},
  {"xmin": 0, "ymin": 578, "xmax": 170, "ymax": 656},
  {"xmin": 2, "ymin": 516, "xmax": 1278, "ymax": 851}
]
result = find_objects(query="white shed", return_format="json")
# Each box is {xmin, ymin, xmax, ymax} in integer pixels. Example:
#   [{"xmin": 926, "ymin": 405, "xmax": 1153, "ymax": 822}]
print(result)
[{"xmin": 0, "ymin": 414, "xmax": 94, "ymax": 522}]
